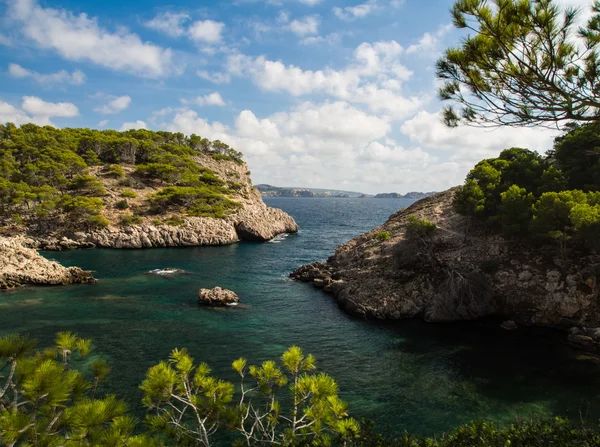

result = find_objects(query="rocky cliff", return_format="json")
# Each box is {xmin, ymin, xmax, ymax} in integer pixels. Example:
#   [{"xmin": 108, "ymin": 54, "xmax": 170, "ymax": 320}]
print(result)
[
  {"xmin": 291, "ymin": 188, "xmax": 600, "ymax": 350},
  {"xmin": 0, "ymin": 237, "xmax": 95, "ymax": 289},
  {"xmin": 21, "ymin": 154, "xmax": 298, "ymax": 250}
]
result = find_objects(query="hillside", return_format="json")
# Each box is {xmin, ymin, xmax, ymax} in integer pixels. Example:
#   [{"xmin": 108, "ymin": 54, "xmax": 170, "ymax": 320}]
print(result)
[
  {"xmin": 0, "ymin": 124, "xmax": 297, "ymax": 249},
  {"xmin": 256, "ymin": 184, "xmax": 364, "ymax": 198},
  {"xmin": 292, "ymin": 188, "xmax": 600, "ymax": 351}
]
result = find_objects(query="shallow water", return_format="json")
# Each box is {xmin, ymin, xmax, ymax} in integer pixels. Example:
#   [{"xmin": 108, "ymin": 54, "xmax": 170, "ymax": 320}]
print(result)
[{"xmin": 2, "ymin": 197, "xmax": 600, "ymax": 436}]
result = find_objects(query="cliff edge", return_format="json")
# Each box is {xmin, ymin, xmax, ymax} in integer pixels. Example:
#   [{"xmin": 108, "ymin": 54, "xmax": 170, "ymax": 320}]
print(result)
[{"xmin": 292, "ymin": 188, "xmax": 600, "ymax": 350}]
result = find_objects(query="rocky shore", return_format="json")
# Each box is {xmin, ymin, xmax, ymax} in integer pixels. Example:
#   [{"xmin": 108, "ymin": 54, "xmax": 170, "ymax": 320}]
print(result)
[
  {"xmin": 0, "ymin": 237, "xmax": 95, "ymax": 289},
  {"xmin": 291, "ymin": 188, "xmax": 600, "ymax": 351}
]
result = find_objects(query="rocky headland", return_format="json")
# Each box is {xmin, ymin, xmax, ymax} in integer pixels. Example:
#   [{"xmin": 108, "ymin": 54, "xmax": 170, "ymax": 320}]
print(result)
[
  {"xmin": 0, "ymin": 237, "xmax": 95, "ymax": 289},
  {"xmin": 291, "ymin": 188, "xmax": 600, "ymax": 351},
  {"xmin": 11, "ymin": 153, "xmax": 298, "ymax": 250}
]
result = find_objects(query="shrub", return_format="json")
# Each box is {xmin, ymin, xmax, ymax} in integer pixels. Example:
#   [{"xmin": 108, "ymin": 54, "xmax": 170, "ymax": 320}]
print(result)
[
  {"xmin": 106, "ymin": 164, "xmax": 125, "ymax": 178},
  {"xmin": 212, "ymin": 153, "xmax": 233, "ymax": 162},
  {"xmin": 117, "ymin": 177, "xmax": 134, "ymax": 187},
  {"xmin": 151, "ymin": 218, "xmax": 163, "ymax": 226},
  {"xmin": 405, "ymin": 216, "xmax": 437, "ymax": 239},
  {"xmin": 68, "ymin": 174, "xmax": 106, "ymax": 196},
  {"xmin": 121, "ymin": 189, "xmax": 137, "ymax": 198},
  {"xmin": 165, "ymin": 215, "xmax": 186, "ymax": 226},
  {"xmin": 150, "ymin": 186, "xmax": 241, "ymax": 218},
  {"xmin": 499, "ymin": 185, "xmax": 535, "ymax": 235},
  {"xmin": 376, "ymin": 231, "xmax": 391, "ymax": 241},
  {"xmin": 88, "ymin": 214, "xmax": 110, "ymax": 229},
  {"xmin": 119, "ymin": 214, "xmax": 143, "ymax": 226},
  {"xmin": 115, "ymin": 199, "xmax": 129, "ymax": 210}
]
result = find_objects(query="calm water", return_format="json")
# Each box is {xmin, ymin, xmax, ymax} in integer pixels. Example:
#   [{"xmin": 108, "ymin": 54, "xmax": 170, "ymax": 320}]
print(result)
[{"xmin": 2, "ymin": 197, "xmax": 600, "ymax": 437}]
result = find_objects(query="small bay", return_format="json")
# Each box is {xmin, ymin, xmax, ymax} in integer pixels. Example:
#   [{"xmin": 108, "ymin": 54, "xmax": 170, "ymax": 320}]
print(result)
[{"xmin": 1, "ymin": 197, "xmax": 599, "ymax": 436}]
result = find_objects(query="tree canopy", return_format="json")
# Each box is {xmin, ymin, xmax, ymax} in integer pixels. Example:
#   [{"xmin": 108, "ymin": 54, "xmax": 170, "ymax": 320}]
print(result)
[{"xmin": 437, "ymin": 0, "xmax": 600, "ymax": 128}]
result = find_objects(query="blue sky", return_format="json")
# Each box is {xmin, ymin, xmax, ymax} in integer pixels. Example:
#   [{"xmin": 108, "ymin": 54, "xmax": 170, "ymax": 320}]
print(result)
[{"xmin": 0, "ymin": 0, "xmax": 592, "ymax": 193}]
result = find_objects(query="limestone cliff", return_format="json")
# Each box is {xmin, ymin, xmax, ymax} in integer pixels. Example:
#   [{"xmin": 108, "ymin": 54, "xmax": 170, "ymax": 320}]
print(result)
[
  {"xmin": 22, "ymin": 154, "xmax": 297, "ymax": 250},
  {"xmin": 0, "ymin": 237, "xmax": 95, "ymax": 289},
  {"xmin": 291, "ymin": 188, "xmax": 600, "ymax": 350}
]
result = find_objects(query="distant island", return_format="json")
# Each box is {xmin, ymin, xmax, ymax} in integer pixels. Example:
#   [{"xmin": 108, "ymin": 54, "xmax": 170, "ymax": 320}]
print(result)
[
  {"xmin": 374, "ymin": 192, "xmax": 437, "ymax": 199},
  {"xmin": 256, "ymin": 185, "xmax": 436, "ymax": 199}
]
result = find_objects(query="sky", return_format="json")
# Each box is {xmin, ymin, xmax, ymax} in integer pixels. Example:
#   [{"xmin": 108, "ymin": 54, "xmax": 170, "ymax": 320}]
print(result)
[{"xmin": 0, "ymin": 0, "xmax": 595, "ymax": 194}]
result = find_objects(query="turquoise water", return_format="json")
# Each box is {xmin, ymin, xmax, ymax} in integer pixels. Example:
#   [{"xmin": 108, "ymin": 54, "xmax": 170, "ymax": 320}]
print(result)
[{"xmin": 2, "ymin": 197, "xmax": 600, "ymax": 436}]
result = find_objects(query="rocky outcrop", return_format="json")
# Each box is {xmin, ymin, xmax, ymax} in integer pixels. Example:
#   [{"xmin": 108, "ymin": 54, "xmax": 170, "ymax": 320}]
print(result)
[
  {"xmin": 198, "ymin": 287, "xmax": 239, "ymax": 306},
  {"xmin": 0, "ymin": 237, "xmax": 96, "ymax": 289},
  {"xmin": 22, "ymin": 154, "xmax": 298, "ymax": 250},
  {"xmin": 291, "ymin": 188, "xmax": 600, "ymax": 350}
]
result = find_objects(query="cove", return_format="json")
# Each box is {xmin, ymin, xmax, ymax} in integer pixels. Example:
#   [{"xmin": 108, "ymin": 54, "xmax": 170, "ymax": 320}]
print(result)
[{"xmin": 1, "ymin": 197, "xmax": 600, "ymax": 436}]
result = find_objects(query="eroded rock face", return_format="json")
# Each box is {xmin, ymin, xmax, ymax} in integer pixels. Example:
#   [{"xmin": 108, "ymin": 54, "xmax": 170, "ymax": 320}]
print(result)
[
  {"xmin": 291, "ymin": 188, "xmax": 600, "ymax": 350},
  {"xmin": 198, "ymin": 287, "xmax": 239, "ymax": 306},
  {"xmin": 0, "ymin": 237, "xmax": 96, "ymax": 289}
]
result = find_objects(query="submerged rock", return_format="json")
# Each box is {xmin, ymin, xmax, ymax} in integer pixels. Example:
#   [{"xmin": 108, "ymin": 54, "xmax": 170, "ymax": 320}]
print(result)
[
  {"xmin": 198, "ymin": 287, "xmax": 239, "ymax": 306},
  {"xmin": 0, "ymin": 237, "xmax": 96, "ymax": 289}
]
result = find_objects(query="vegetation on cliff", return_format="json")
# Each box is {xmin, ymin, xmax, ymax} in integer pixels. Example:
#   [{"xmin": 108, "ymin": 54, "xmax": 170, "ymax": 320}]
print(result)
[
  {"xmin": 0, "ymin": 123, "xmax": 246, "ymax": 234},
  {"xmin": 1, "ymin": 331, "xmax": 599, "ymax": 447}
]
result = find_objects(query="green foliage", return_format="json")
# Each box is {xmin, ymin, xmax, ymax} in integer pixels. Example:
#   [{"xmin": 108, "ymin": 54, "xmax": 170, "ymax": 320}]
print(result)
[
  {"xmin": 437, "ymin": 0, "xmax": 600, "ymax": 127},
  {"xmin": 554, "ymin": 122, "xmax": 600, "ymax": 191},
  {"xmin": 376, "ymin": 231, "xmax": 391, "ymax": 241},
  {"xmin": 121, "ymin": 188, "xmax": 137, "ymax": 198},
  {"xmin": 2, "ymin": 331, "xmax": 600, "ymax": 447},
  {"xmin": 119, "ymin": 214, "xmax": 143, "ymax": 226},
  {"xmin": 106, "ymin": 163, "xmax": 125, "ymax": 178},
  {"xmin": 0, "ymin": 123, "xmax": 246, "ymax": 228},
  {"xmin": 165, "ymin": 215, "xmax": 186, "ymax": 226},
  {"xmin": 499, "ymin": 185, "xmax": 534, "ymax": 235},
  {"xmin": 150, "ymin": 186, "xmax": 241, "ymax": 218},
  {"xmin": 405, "ymin": 216, "xmax": 437, "ymax": 239},
  {"xmin": 115, "ymin": 199, "xmax": 129, "ymax": 210},
  {"xmin": 0, "ymin": 332, "xmax": 145, "ymax": 446}
]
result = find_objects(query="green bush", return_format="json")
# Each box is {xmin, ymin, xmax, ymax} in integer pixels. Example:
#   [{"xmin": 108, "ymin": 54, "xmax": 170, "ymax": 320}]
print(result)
[
  {"xmin": 121, "ymin": 189, "xmax": 137, "ymax": 198},
  {"xmin": 106, "ymin": 164, "xmax": 125, "ymax": 178},
  {"xmin": 115, "ymin": 199, "xmax": 129, "ymax": 210},
  {"xmin": 165, "ymin": 215, "xmax": 186, "ymax": 226},
  {"xmin": 405, "ymin": 216, "xmax": 437, "ymax": 239},
  {"xmin": 119, "ymin": 214, "xmax": 143, "ymax": 226},
  {"xmin": 68, "ymin": 174, "xmax": 106, "ymax": 196},
  {"xmin": 150, "ymin": 185, "xmax": 241, "ymax": 218},
  {"xmin": 376, "ymin": 231, "xmax": 391, "ymax": 241}
]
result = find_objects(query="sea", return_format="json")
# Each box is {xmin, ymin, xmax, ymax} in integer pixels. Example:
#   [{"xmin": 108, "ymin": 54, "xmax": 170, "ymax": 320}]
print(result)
[{"xmin": 1, "ymin": 197, "xmax": 600, "ymax": 437}]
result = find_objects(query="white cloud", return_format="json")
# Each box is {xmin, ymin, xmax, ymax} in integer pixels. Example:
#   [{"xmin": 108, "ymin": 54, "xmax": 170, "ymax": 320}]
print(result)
[
  {"xmin": 288, "ymin": 15, "xmax": 320, "ymax": 36},
  {"xmin": 0, "ymin": 101, "xmax": 34, "ymax": 125},
  {"xmin": 226, "ymin": 41, "xmax": 422, "ymax": 119},
  {"xmin": 8, "ymin": 63, "xmax": 86, "ymax": 85},
  {"xmin": 333, "ymin": 0, "xmax": 378, "ymax": 20},
  {"xmin": 21, "ymin": 96, "xmax": 78, "ymax": 117},
  {"xmin": 98, "ymin": 119, "xmax": 108, "ymax": 127},
  {"xmin": 185, "ymin": 92, "xmax": 226, "ymax": 107},
  {"xmin": 406, "ymin": 24, "xmax": 453, "ymax": 55},
  {"xmin": 145, "ymin": 12, "xmax": 190, "ymax": 37},
  {"xmin": 188, "ymin": 20, "xmax": 225, "ymax": 44},
  {"xmin": 401, "ymin": 110, "xmax": 559, "ymax": 164},
  {"xmin": 120, "ymin": 120, "xmax": 147, "ymax": 131},
  {"xmin": 8, "ymin": 0, "xmax": 174, "ymax": 77},
  {"xmin": 300, "ymin": 32, "xmax": 341, "ymax": 45},
  {"xmin": 197, "ymin": 70, "xmax": 231, "ymax": 84},
  {"xmin": 0, "ymin": 34, "xmax": 13, "ymax": 46},
  {"xmin": 94, "ymin": 95, "xmax": 132, "ymax": 115}
]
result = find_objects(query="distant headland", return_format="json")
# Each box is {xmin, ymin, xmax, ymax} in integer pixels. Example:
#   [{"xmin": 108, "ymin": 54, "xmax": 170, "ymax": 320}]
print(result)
[{"xmin": 256, "ymin": 184, "xmax": 436, "ymax": 199}]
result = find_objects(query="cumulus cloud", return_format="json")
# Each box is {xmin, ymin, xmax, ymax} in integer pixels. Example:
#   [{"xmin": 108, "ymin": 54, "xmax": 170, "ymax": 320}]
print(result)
[
  {"xmin": 8, "ymin": 0, "xmax": 174, "ymax": 77},
  {"xmin": 188, "ymin": 20, "xmax": 225, "ymax": 44},
  {"xmin": 225, "ymin": 41, "xmax": 422, "ymax": 119},
  {"xmin": 144, "ymin": 12, "xmax": 190, "ymax": 37},
  {"xmin": 333, "ymin": 0, "xmax": 378, "ymax": 20},
  {"xmin": 120, "ymin": 120, "xmax": 147, "ymax": 131},
  {"xmin": 401, "ymin": 110, "xmax": 560, "ymax": 164},
  {"xmin": 406, "ymin": 24, "xmax": 453, "ymax": 55},
  {"xmin": 184, "ymin": 92, "xmax": 226, "ymax": 107},
  {"xmin": 197, "ymin": 70, "xmax": 231, "ymax": 84},
  {"xmin": 94, "ymin": 95, "xmax": 132, "ymax": 115},
  {"xmin": 8, "ymin": 63, "xmax": 86, "ymax": 85},
  {"xmin": 0, "ymin": 96, "xmax": 79, "ymax": 126},
  {"xmin": 21, "ymin": 96, "xmax": 78, "ymax": 117},
  {"xmin": 288, "ymin": 15, "xmax": 320, "ymax": 36}
]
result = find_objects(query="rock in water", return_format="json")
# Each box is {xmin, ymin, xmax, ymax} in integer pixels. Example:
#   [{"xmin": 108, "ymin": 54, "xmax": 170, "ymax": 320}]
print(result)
[
  {"xmin": 198, "ymin": 287, "xmax": 239, "ymax": 306},
  {"xmin": 0, "ymin": 237, "xmax": 96, "ymax": 289}
]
